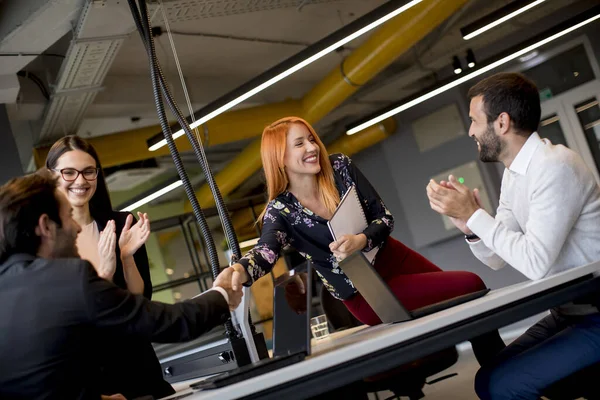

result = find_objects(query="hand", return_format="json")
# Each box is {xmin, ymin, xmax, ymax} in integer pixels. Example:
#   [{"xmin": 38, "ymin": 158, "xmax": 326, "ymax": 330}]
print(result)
[
  {"xmin": 101, "ymin": 394, "xmax": 126, "ymax": 400},
  {"xmin": 213, "ymin": 264, "xmax": 247, "ymax": 310},
  {"xmin": 440, "ymin": 179, "xmax": 485, "ymax": 209},
  {"xmin": 119, "ymin": 212, "xmax": 150, "ymax": 259},
  {"xmin": 97, "ymin": 220, "xmax": 117, "ymax": 280},
  {"xmin": 329, "ymin": 233, "xmax": 367, "ymax": 262},
  {"xmin": 427, "ymin": 175, "xmax": 481, "ymax": 222},
  {"xmin": 284, "ymin": 273, "xmax": 307, "ymax": 314},
  {"xmin": 437, "ymin": 180, "xmax": 485, "ymax": 235}
]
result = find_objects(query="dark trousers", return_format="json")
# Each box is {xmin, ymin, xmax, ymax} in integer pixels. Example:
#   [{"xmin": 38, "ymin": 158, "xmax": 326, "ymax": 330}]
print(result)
[{"xmin": 475, "ymin": 310, "xmax": 600, "ymax": 400}]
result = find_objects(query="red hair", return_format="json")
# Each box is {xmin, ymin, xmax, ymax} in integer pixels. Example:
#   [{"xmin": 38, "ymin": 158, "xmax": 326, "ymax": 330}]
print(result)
[{"xmin": 259, "ymin": 117, "xmax": 339, "ymax": 222}]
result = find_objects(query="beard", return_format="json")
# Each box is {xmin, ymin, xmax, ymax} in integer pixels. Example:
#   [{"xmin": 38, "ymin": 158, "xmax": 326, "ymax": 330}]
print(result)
[
  {"xmin": 52, "ymin": 229, "xmax": 79, "ymax": 259},
  {"xmin": 478, "ymin": 123, "xmax": 503, "ymax": 163}
]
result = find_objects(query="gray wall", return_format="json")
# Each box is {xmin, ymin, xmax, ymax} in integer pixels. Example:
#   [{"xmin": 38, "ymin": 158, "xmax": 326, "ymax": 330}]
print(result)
[{"xmin": 0, "ymin": 104, "xmax": 24, "ymax": 184}]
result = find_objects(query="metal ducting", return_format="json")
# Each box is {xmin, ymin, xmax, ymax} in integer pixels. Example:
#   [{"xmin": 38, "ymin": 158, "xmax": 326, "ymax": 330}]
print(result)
[
  {"xmin": 146, "ymin": 0, "xmax": 345, "ymax": 21},
  {"xmin": 185, "ymin": 0, "xmax": 469, "ymax": 213},
  {"xmin": 0, "ymin": 0, "xmax": 87, "ymax": 103},
  {"xmin": 39, "ymin": 0, "xmax": 136, "ymax": 140}
]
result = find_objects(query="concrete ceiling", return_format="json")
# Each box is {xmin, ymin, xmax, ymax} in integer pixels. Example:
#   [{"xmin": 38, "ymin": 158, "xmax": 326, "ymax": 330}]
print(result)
[{"xmin": 3, "ymin": 0, "xmax": 600, "ymax": 207}]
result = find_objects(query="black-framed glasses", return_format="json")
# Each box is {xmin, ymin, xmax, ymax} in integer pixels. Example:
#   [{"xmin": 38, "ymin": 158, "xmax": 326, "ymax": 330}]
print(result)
[{"xmin": 53, "ymin": 168, "xmax": 99, "ymax": 182}]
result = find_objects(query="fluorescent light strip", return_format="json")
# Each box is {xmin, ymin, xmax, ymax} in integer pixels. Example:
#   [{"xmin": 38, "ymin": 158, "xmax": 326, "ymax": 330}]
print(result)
[
  {"xmin": 120, "ymin": 180, "xmax": 183, "ymax": 212},
  {"xmin": 238, "ymin": 238, "xmax": 260, "ymax": 249},
  {"xmin": 463, "ymin": 0, "xmax": 546, "ymax": 40},
  {"xmin": 347, "ymin": 12, "xmax": 600, "ymax": 135},
  {"xmin": 148, "ymin": 0, "xmax": 423, "ymax": 151}
]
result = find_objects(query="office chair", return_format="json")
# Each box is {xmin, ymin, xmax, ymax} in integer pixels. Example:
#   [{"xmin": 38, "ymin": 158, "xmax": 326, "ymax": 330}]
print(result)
[{"xmin": 320, "ymin": 286, "xmax": 459, "ymax": 400}]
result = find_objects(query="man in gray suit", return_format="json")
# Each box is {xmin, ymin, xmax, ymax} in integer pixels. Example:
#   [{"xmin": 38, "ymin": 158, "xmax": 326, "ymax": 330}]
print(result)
[{"xmin": 0, "ymin": 172, "xmax": 242, "ymax": 399}]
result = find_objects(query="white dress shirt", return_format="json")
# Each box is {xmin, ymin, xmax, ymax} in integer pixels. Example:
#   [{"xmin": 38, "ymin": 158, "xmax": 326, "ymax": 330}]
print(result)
[{"xmin": 467, "ymin": 133, "xmax": 600, "ymax": 297}]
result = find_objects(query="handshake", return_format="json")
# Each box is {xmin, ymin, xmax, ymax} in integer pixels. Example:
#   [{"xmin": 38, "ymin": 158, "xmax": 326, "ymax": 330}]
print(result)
[{"xmin": 212, "ymin": 263, "xmax": 249, "ymax": 310}]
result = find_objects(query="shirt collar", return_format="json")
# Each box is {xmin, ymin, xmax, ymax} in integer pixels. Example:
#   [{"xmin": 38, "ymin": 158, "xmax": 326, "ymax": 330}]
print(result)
[{"xmin": 509, "ymin": 132, "xmax": 543, "ymax": 175}]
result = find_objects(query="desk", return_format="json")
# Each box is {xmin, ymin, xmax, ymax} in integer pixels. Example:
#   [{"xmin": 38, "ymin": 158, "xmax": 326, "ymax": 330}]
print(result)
[{"xmin": 177, "ymin": 261, "xmax": 600, "ymax": 400}]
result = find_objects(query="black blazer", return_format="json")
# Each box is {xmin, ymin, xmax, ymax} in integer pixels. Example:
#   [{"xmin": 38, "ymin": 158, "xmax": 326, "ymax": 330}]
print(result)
[
  {"xmin": 95, "ymin": 211, "xmax": 169, "ymax": 398},
  {"xmin": 0, "ymin": 254, "xmax": 229, "ymax": 400}
]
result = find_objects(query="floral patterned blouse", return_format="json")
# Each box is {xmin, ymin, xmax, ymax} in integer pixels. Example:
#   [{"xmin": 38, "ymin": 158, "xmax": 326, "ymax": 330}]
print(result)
[{"xmin": 238, "ymin": 153, "xmax": 394, "ymax": 300}]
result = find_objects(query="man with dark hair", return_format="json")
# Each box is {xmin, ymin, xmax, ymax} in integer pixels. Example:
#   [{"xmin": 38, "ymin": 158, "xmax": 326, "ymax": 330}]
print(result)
[
  {"xmin": 427, "ymin": 72, "xmax": 600, "ymax": 399},
  {"xmin": 0, "ymin": 173, "xmax": 242, "ymax": 399}
]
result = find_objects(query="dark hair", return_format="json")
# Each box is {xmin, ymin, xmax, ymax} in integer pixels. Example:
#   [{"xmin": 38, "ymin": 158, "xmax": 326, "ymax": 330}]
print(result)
[
  {"xmin": 468, "ymin": 72, "xmax": 541, "ymax": 136},
  {"xmin": 45, "ymin": 136, "xmax": 113, "ymax": 222},
  {"xmin": 0, "ymin": 172, "xmax": 61, "ymax": 262}
]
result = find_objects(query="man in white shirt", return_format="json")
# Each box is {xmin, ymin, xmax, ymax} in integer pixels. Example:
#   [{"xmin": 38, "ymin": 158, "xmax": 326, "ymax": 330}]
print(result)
[{"xmin": 427, "ymin": 72, "xmax": 600, "ymax": 400}]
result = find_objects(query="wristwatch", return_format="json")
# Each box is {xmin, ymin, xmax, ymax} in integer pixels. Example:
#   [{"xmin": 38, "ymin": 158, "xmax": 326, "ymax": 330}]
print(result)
[{"xmin": 465, "ymin": 233, "xmax": 479, "ymax": 241}]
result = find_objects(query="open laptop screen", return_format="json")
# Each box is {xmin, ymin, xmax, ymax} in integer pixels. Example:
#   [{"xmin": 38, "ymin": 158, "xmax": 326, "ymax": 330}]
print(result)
[{"xmin": 272, "ymin": 260, "xmax": 313, "ymax": 357}]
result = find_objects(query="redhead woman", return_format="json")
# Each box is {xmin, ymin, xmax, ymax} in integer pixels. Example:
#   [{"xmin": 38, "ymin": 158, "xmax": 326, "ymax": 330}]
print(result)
[
  {"xmin": 215, "ymin": 116, "xmax": 505, "ymax": 365},
  {"xmin": 46, "ymin": 136, "xmax": 174, "ymax": 399}
]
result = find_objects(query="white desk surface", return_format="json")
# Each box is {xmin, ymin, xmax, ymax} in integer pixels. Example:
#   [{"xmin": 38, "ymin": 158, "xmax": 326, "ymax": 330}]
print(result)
[{"xmin": 167, "ymin": 261, "xmax": 600, "ymax": 400}]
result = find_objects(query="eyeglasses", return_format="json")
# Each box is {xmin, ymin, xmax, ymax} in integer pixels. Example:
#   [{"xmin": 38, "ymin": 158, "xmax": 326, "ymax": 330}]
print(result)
[{"xmin": 53, "ymin": 168, "xmax": 99, "ymax": 182}]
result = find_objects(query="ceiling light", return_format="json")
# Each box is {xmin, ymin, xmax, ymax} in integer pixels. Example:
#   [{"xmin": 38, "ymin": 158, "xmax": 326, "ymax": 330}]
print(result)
[
  {"xmin": 346, "ymin": 9, "xmax": 600, "ymax": 136},
  {"xmin": 518, "ymin": 50, "xmax": 539, "ymax": 62},
  {"xmin": 466, "ymin": 49, "xmax": 476, "ymax": 68},
  {"xmin": 147, "ymin": 0, "xmax": 423, "ymax": 151},
  {"xmin": 120, "ymin": 179, "xmax": 183, "ymax": 212},
  {"xmin": 452, "ymin": 56, "xmax": 463, "ymax": 75},
  {"xmin": 238, "ymin": 238, "xmax": 260, "ymax": 249},
  {"xmin": 165, "ymin": 268, "xmax": 174, "ymax": 275},
  {"xmin": 461, "ymin": 0, "xmax": 546, "ymax": 41}
]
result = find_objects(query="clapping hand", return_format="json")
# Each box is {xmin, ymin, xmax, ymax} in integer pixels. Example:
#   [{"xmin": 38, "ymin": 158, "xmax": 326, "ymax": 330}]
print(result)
[
  {"xmin": 97, "ymin": 220, "xmax": 117, "ymax": 280},
  {"xmin": 119, "ymin": 212, "xmax": 150, "ymax": 259},
  {"xmin": 101, "ymin": 394, "xmax": 126, "ymax": 400},
  {"xmin": 427, "ymin": 175, "xmax": 484, "ymax": 235}
]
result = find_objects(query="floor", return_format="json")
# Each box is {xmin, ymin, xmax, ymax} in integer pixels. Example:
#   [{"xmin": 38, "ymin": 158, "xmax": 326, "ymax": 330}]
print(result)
[{"xmin": 367, "ymin": 342, "xmax": 480, "ymax": 400}]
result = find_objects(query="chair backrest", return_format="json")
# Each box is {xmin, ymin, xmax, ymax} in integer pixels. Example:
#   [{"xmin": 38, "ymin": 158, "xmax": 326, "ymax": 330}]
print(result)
[{"xmin": 319, "ymin": 285, "xmax": 363, "ymax": 331}]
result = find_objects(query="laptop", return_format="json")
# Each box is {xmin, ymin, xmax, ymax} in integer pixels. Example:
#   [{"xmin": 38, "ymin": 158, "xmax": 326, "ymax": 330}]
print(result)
[
  {"xmin": 190, "ymin": 261, "xmax": 313, "ymax": 390},
  {"xmin": 339, "ymin": 251, "xmax": 490, "ymax": 323}
]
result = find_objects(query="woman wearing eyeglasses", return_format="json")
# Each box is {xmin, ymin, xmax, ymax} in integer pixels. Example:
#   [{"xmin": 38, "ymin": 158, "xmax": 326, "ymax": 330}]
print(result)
[{"xmin": 45, "ymin": 136, "xmax": 175, "ymax": 399}]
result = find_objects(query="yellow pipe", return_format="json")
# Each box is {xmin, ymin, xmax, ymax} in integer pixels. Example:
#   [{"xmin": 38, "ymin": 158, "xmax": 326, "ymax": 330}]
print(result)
[
  {"xmin": 33, "ymin": 0, "xmax": 466, "ymax": 171},
  {"xmin": 192, "ymin": 138, "xmax": 263, "ymax": 210},
  {"xmin": 303, "ymin": 0, "xmax": 464, "ymax": 123},
  {"xmin": 36, "ymin": 0, "xmax": 466, "ymax": 221},
  {"xmin": 186, "ymin": 0, "xmax": 465, "ymax": 213},
  {"xmin": 33, "ymin": 99, "xmax": 302, "ymax": 168},
  {"xmin": 327, "ymin": 118, "xmax": 396, "ymax": 155},
  {"xmin": 230, "ymin": 204, "xmax": 264, "ymax": 235}
]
